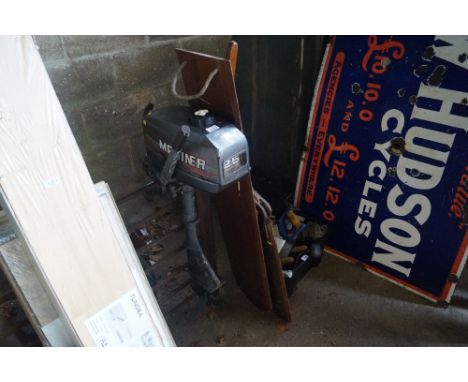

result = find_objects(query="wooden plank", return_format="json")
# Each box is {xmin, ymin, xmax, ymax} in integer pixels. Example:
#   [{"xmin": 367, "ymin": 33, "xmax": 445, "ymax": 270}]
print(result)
[
  {"xmin": 255, "ymin": 198, "xmax": 291, "ymax": 322},
  {"xmin": 94, "ymin": 182, "xmax": 175, "ymax": 346},
  {"xmin": 176, "ymin": 47, "xmax": 272, "ymax": 311},
  {"xmin": 0, "ymin": 36, "xmax": 173, "ymax": 346},
  {"xmin": 227, "ymin": 41, "xmax": 239, "ymax": 76},
  {"xmin": 1, "ymin": 181, "xmax": 176, "ymax": 346},
  {"xmin": 176, "ymin": 48, "xmax": 243, "ymax": 127}
]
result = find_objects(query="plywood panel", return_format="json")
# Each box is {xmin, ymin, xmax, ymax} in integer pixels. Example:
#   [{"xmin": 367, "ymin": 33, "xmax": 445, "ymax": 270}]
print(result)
[
  {"xmin": 0, "ymin": 36, "xmax": 173, "ymax": 346},
  {"xmin": 176, "ymin": 48, "xmax": 272, "ymax": 311},
  {"xmin": 94, "ymin": 182, "xmax": 175, "ymax": 346}
]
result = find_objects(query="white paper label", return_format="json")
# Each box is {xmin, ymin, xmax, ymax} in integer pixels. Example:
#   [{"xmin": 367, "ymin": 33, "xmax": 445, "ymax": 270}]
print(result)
[
  {"xmin": 85, "ymin": 289, "xmax": 157, "ymax": 347},
  {"xmin": 300, "ymin": 254, "xmax": 309, "ymax": 262},
  {"xmin": 205, "ymin": 125, "xmax": 220, "ymax": 133},
  {"xmin": 43, "ymin": 177, "xmax": 61, "ymax": 189}
]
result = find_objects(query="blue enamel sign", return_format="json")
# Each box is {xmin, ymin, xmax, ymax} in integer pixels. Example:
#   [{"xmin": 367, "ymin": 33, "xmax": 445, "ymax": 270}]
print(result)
[{"xmin": 295, "ymin": 36, "xmax": 468, "ymax": 302}]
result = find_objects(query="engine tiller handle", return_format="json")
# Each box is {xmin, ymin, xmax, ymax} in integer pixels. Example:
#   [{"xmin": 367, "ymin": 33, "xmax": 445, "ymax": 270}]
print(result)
[{"xmin": 159, "ymin": 124, "xmax": 191, "ymax": 190}]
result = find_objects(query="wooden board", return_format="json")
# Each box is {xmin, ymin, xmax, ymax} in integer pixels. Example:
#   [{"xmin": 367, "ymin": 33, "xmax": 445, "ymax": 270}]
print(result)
[
  {"xmin": 176, "ymin": 49, "xmax": 243, "ymax": 127},
  {"xmin": 1, "ymin": 182, "xmax": 176, "ymax": 347},
  {"xmin": 255, "ymin": 196, "xmax": 291, "ymax": 322},
  {"xmin": 0, "ymin": 36, "xmax": 173, "ymax": 346},
  {"xmin": 94, "ymin": 181, "xmax": 175, "ymax": 346},
  {"xmin": 176, "ymin": 48, "xmax": 272, "ymax": 311}
]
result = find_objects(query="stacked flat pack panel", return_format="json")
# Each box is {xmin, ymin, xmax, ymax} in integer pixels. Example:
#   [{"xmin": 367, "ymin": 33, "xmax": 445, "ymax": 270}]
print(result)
[{"xmin": 0, "ymin": 36, "xmax": 174, "ymax": 346}]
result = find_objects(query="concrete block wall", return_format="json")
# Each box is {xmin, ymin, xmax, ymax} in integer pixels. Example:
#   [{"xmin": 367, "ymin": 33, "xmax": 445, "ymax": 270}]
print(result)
[{"xmin": 33, "ymin": 35, "xmax": 231, "ymax": 199}]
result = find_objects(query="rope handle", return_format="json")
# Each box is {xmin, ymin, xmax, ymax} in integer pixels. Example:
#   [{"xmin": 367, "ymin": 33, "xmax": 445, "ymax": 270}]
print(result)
[{"xmin": 171, "ymin": 61, "xmax": 219, "ymax": 100}]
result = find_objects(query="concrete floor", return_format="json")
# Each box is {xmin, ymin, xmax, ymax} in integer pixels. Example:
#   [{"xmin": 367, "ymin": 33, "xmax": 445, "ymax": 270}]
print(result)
[
  {"xmin": 119, "ymin": 192, "xmax": 468, "ymax": 347},
  {"xmin": 1, "ymin": 190, "xmax": 467, "ymax": 346},
  {"xmin": 167, "ymin": 247, "xmax": 468, "ymax": 346}
]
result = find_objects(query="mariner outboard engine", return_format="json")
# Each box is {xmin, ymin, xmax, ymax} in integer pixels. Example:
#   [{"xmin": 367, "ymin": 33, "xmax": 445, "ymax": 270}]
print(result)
[{"xmin": 142, "ymin": 104, "xmax": 250, "ymax": 297}]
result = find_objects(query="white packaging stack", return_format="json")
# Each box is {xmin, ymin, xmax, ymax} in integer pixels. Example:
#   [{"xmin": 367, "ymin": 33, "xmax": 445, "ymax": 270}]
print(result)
[{"xmin": 0, "ymin": 35, "xmax": 174, "ymax": 346}]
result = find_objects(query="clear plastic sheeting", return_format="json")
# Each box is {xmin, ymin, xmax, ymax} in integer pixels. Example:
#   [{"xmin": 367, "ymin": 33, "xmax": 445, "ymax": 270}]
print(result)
[{"xmin": 0, "ymin": 36, "xmax": 174, "ymax": 346}]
